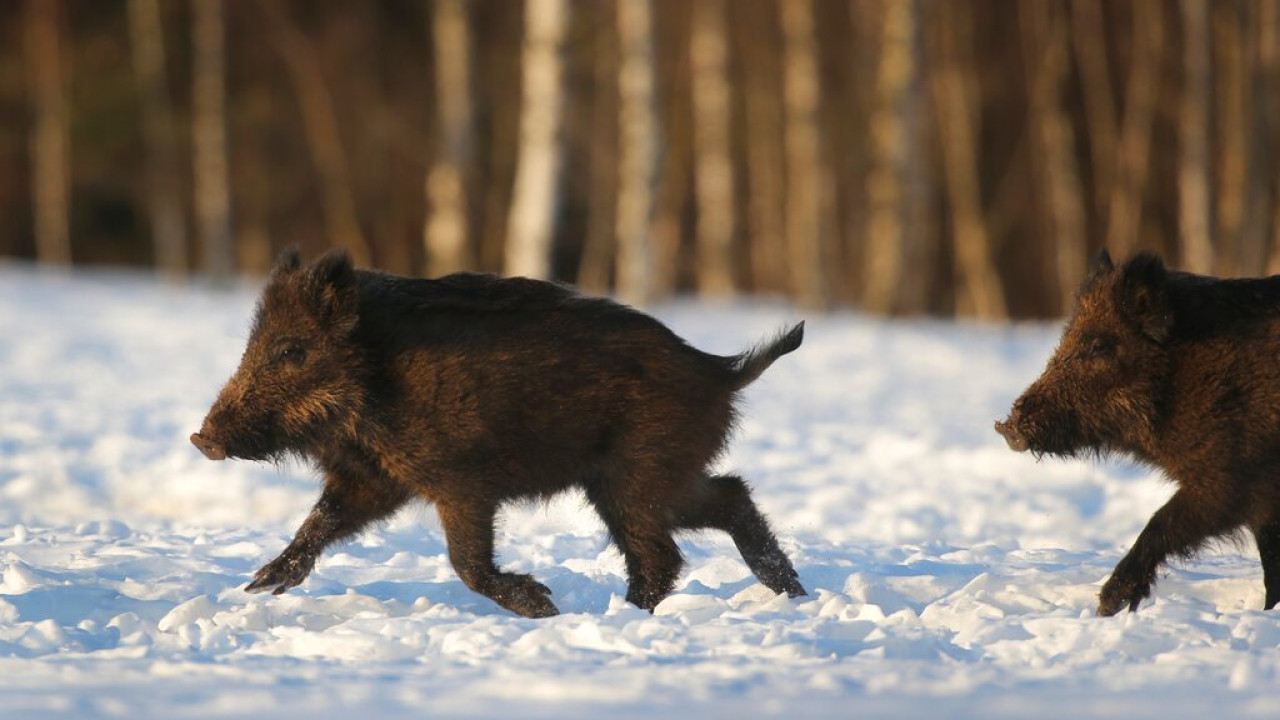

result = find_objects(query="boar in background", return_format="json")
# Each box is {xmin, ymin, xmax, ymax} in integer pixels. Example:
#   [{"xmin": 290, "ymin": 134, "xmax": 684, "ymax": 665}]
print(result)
[{"xmin": 997, "ymin": 249, "xmax": 1280, "ymax": 616}]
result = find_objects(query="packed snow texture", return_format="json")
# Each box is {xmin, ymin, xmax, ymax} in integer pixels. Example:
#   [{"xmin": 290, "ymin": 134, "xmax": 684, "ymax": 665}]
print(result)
[{"xmin": 1, "ymin": 264, "xmax": 1278, "ymax": 719}]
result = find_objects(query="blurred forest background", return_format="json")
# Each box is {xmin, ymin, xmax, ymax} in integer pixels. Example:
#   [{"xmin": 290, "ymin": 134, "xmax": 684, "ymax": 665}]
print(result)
[{"xmin": 2, "ymin": 0, "xmax": 1279, "ymax": 318}]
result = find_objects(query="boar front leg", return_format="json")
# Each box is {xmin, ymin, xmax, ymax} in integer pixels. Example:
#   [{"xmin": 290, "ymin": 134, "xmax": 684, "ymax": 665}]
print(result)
[
  {"xmin": 246, "ymin": 472, "xmax": 411, "ymax": 594},
  {"xmin": 436, "ymin": 499, "xmax": 560, "ymax": 618},
  {"xmin": 1098, "ymin": 488, "xmax": 1237, "ymax": 616},
  {"xmin": 1253, "ymin": 519, "xmax": 1280, "ymax": 610}
]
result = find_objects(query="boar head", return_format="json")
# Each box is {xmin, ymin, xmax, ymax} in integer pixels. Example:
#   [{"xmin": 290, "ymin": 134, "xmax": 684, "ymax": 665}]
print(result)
[
  {"xmin": 995, "ymin": 250, "xmax": 1173, "ymax": 459},
  {"xmin": 191, "ymin": 249, "xmax": 366, "ymax": 462}
]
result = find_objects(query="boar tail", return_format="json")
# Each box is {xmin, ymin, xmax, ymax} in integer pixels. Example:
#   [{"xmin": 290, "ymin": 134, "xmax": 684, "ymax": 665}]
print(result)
[{"xmin": 725, "ymin": 322, "xmax": 804, "ymax": 390}]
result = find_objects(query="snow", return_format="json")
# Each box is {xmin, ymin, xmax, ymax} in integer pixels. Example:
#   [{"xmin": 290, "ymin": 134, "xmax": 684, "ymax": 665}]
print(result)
[{"xmin": 2, "ymin": 262, "xmax": 1279, "ymax": 719}]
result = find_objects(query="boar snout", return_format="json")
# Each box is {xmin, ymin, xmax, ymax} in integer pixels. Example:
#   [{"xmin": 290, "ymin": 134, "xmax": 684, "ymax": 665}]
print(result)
[
  {"xmin": 994, "ymin": 418, "xmax": 1029, "ymax": 453},
  {"xmin": 190, "ymin": 432, "xmax": 227, "ymax": 461}
]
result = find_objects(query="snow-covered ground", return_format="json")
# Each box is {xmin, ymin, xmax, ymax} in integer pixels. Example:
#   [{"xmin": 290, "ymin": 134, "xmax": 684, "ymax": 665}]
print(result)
[{"xmin": 2, "ymin": 263, "xmax": 1278, "ymax": 719}]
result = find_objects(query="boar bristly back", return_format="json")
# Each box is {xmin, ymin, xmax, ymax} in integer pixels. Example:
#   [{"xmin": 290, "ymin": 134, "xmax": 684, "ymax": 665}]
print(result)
[
  {"xmin": 195, "ymin": 249, "xmax": 367, "ymax": 462},
  {"xmin": 996, "ymin": 250, "xmax": 1173, "ymax": 460}
]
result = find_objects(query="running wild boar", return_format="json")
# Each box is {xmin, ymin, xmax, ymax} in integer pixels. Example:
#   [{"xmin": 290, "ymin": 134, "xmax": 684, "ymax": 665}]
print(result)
[
  {"xmin": 191, "ymin": 249, "xmax": 807, "ymax": 617},
  {"xmin": 996, "ymin": 249, "xmax": 1280, "ymax": 615}
]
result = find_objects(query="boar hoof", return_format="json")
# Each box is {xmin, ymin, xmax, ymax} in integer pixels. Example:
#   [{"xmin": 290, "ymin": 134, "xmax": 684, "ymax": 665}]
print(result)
[
  {"xmin": 496, "ymin": 578, "xmax": 559, "ymax": 618},
  {"xmin": 1097, "ymin": 576, "xmax": 1150, "ymax": 617},
  {"xmin": 246, "ymin": 551, "xmax": 316, "ymax": 595}
]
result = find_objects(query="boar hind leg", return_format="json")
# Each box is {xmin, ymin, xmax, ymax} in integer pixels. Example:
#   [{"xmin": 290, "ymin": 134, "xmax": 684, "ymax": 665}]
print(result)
[
  {"xmin": 586, "ymin": 484, "xmax": 684, "ymax": 611},
  {"xmin": 674, "ymin": 474, "xmax": 806, "ymax": 598},
  {"xmin": 247, "ymin": 471, "xmax": 411, "ymax": 595},
  {"xmin": 1253, "ymin": 520, "xmax": 1280, "ymax": 610},
  {"xmin": 1098, "ymin": 489, "xmax": 1239, "ymax": 617},
  {"xmin": 437, "ymin": 500, "xmax": 559, "ymax": 618}
]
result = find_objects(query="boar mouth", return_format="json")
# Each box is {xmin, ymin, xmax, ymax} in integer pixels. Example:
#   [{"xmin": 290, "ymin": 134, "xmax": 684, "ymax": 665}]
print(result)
[
  {"xmin": 190, "ymin": 432, "xmax": 227, "ymax": 461},
  {"xmin": 994, "ymin": 419, "xmax": 1030, "ymax": 453}
]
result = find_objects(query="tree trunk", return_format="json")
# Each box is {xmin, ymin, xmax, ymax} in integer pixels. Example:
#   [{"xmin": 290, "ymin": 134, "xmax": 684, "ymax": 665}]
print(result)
[
  {"xmin": 1070, "ymin": 0, "xmax": 1118, "ymax": 227},
  {"xmin": 738, "ymin": 2, "xmax": 786, "ymax": 295},
  {"xmin": 1105, "ymin": 0, "xmax": 1163, "ymax": 259},
  {"xmin": 425, "ymin": 0, "xmax": 473, "ymax": 276},
  {"xmin": 24, "ymin": 0, "xmax": 71, "ymax": 266},
  {"xmin": 1178, "ymin": 0, "xmax": 1213, "ymax": 274},
  {"xmin": 779, "ymin": 0, "xmax": 827, "ymax": 308},
  {"xmin": 1023, "ymin": 1, "xmax": 1087, "ymax": 313},
  {"xmin": 1213, "ymin": 0, "xmax": 1243, "ymax": 274},
  {"xmin": 930, "ymin": 1, "xmax": 1006, "ymax": 320},
  {"xmin": 192, "ymin": 0, "xmax": 233, "ymax": 280},
  {"xmin": 504, "ymin": 0, "xmax": 567, "ymax": 280},
  {"xmin": 614, "ymin": 0, "xmax": 658, "ymax": 306},
  {"xmin": 690, "ymin": 0, "xmax": 735, "ymax": 296},
  {"xmin": 262, "ymin": 1, "xmax": 371, "ymax": 268},
  {"xmin": 129, "ymin": 0, "xmax": 187, "ymax": 279},
  {"xmin": 862, "ymin": 0, "xmax": 920, "ymax": 314},
  {"xmin": 579, "ymin": 0, "xmax": 617, "ymax": 294}
]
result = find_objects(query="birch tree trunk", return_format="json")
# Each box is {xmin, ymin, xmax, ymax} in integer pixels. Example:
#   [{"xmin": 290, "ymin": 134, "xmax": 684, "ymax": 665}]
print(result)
[
  {"xmin": 861, "ymin": 0, "xmax": 917, "ymax": 314},
  {"xmin": 931, "ymin": 1, "xmax": 1006, "ymax": 320},
  {"xmin": 1105, "ymin": 0, "xmax": 1163, "ymax": 259},
  {"xmin": 1023, "ymin": 2, "xmax": 1086, "ymax": 312},
  {"xmin": 504, "ymin": 0, "xmax": 567, "ymax": 280},
  {"xmin": 192, "ymin": 0, "xmax": 233, "ymax": 279},
  {"xmin": 425, "ymin": 0, "xmax": 473, "ymax": 276},
  {"xmin": 24, "ymin": 0, "xmax": 71, "ymax": 266},
  {"xmin": 1178, "ymin": 0, "xmax": 1212, "ymax": 274},
  {"xmin": 129, "ymin": 0, "xmax": 187, "ymax": 278},
  {"xmin": 263, "ymin": 1, "xmax": 371, "ymax": 267},
  {"xmin": 779, "ymin": 0, "xmax": 827, "ymax": 308},
  {"xmin": 614, "ymin": 0, "xmax": 657, "ymax": 306},
  {"xmin": 690, "ymin": 0, "xmax": 735, "ymax": 296}
]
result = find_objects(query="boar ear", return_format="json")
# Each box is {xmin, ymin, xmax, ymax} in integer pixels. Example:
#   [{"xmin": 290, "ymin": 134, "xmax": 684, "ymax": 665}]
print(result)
[
  {"xmin": 271, "ymin": 246, "xmax": 302, "ymax": 277},
  {"xmin": 1116, "ymin": 252, "xmax": 1172, "ymax": 343},
  {"xmin": 1077, "ymin": 247, "xmax": 1114, "ymax": 296},
  {"xmin": 302, "ymin": 249, "xmax": 357, "ymax": 331}
]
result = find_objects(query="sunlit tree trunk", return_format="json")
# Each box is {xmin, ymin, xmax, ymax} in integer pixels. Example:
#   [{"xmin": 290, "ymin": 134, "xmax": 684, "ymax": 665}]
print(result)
[
  {"xmin": 1023, "ymin": 2, "xmax": 1086, "ymax": 312},
  {"xmin": 779, "ymin": 0, "xmax": 827, "ymax": 308},
  {"xmin": 690, "ymin": 0, "xmax": 735, "ymax": 296},
  {"xmin": 263, "ymin": 1, "xmax": 370, "ymax": 267},
  {"xmin": 614, "ymin": 0, "xmax": 657, "ymax": 305},
  {"xmin": 1178, "ymin": 0, "xmax": 1212, "ymax": 274},
  {"xmin": 862, "ymin": 0, "xmax": 919, "ymax": 314},
  {"xmin": 504, "ymin": 0, "xmax": 567, "ymax": 280},
  {"xmin": 24, "ymin": 0, "xmax": 71, "ymax": 266},
  {"xmin": 129, "ymin": 0, "xmax": 187, "ymax": 278},
  {"xmin": 192, "ymin": 0, "xmax": 233, "ymax": 279},
  {"xmin": 1106, "ymin": 0, "xmax": 1163, "ymax": 258},
  {"xmin": 930, "ymin": 1, "xmax": 1006, "ymax": 320},
  {"xmin": 425, "ymin": 0, "xmax": 473, "ymax": 276}
]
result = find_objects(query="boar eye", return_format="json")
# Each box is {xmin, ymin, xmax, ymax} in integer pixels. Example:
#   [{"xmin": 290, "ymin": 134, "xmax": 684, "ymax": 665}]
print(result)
[
  {"xmin": 272, "ymin": 343, "xmax": 307, "ymax": 366},
  {"xmin": 1082, "ymin": 335, "xmax": 1117, "ymax": 360}
]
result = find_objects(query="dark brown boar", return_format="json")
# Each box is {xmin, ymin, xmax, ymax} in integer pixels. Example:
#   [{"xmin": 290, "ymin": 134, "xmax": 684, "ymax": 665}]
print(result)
[
  {"xmin": 190, "ymin": 248, "xmax": 807, "ymax": 618},
  {"xmin": 996, "ymin": 249, "xmax": 1280, "ymax": 616}
]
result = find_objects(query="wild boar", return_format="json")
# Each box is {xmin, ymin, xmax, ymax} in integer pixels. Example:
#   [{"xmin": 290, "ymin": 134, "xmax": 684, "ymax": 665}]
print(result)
[
  {"xmin": 191, "ymin": 248, "xmax": 807, "ymax": 618},
  {"xmin": 996, "ymin": 249, "xmax": 1280, "ymax": 616}
]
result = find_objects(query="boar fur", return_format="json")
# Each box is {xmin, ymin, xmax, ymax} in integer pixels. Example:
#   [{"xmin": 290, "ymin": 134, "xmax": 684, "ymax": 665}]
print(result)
[
  {"xmin": 191, "ymin": 249, "xmax": 806, "ymax": 618},
  {"xmin": 997, "ymin": 249, "xmax": 1280, "ymax": 616}
]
